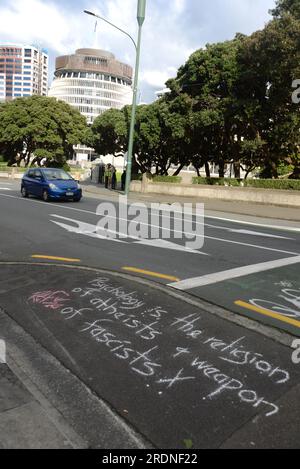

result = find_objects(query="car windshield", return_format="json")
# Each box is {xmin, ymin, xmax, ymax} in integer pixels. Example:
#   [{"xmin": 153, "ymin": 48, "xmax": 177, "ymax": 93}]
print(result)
[{"xmin": 43, "ymin": 170, "xmax": 73, "ymax": 181}]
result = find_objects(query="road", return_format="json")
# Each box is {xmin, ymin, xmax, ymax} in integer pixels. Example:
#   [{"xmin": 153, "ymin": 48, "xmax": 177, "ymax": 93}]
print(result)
[
  {"xmin": 0, "ymin": 180, "xmax": 300, "ymax": 336},
  {"xmin": 1, "ymin": 179, "xmax": 300, "ymax": 449}
]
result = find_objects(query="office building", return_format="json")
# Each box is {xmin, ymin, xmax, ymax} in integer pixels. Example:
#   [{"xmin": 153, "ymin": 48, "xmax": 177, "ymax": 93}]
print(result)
[
  {"xmin": 49, "ymin": 48, "xmax": 133, "ymax": 162},
  {"xmin": 0, "ymin": 44, "xmax": 49, "ymax": 101}
]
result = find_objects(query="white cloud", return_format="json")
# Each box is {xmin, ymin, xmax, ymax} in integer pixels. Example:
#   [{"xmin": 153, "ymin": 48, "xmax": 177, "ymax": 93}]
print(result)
[
  {"xmin": 0, "ymin": 0, "xmax": 73, "ymax": 53},
  {"xmin": 141, "ymin": 68, "xmax": 177, "ymax": 88},
  {"xmin": 0, "ymin": 0, "xmax": 276, "ymax": 102}
]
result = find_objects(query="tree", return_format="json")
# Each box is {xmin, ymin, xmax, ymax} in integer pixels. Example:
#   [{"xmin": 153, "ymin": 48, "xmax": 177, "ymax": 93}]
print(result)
[
  {"xmin": 271, "ymin": 0, "xmax": 300, "ymax": 19},
  {"xmin": 0, "ymin": 96, "xmax": 88, "ymax": 167},
  {"xmin": 168, "ymin": 37, "xmax": 248, "ymax": 178},
  {"xmin": 91, "ymin": 108, "xmax": 127, "ymax": 159},
  {"xmin": 236, "ymin": 10, "xmax": 300, "ymax": 177}
]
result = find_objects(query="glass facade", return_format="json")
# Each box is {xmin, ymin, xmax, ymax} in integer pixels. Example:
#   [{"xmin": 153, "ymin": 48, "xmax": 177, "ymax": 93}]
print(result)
[{"xmin": 0, "ymin": 45, "xmax": 49, "ymax": 101}]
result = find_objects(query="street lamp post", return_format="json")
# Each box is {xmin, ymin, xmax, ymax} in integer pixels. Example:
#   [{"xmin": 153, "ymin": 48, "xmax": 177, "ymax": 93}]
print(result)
[
  {"xmin": 84, "ymin": 0, "xmax": 147, "ymax": 196},
  {"xmin": 125, "ymin": 0, "xmax": 146, "ymax": 196}
]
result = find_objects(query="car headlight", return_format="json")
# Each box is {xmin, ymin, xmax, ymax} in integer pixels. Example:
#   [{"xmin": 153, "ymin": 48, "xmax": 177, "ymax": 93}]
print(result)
[{"xmin": 49, "ymin": 183, "xmax": 58, "ymax": 190}]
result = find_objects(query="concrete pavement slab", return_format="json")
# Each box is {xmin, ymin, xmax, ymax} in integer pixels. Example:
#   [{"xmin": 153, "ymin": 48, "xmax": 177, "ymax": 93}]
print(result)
[
  {"xmin": 0, "ymin": 364, "xmax": 74, "ymax": 449},
  {"xmin": 0, "ymin": 401, "xmax": 73, "ymax": 449}
]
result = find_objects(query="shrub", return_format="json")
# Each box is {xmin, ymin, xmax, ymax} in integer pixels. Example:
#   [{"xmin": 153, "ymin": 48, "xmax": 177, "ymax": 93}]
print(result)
[
  {"xmin": 131, "ymin": 173, "xmax": 143, "ymax": 181},
  {"xmin": 244, "ymin": 179, "xmax": 300, "ymax": 190},
  {"xmin": 192, "ymin": 177, "xmax": 300, "ymax": 191},
  {"xmin": 153, "ymin": 176, "xmax": 182, "ymax": 184}
]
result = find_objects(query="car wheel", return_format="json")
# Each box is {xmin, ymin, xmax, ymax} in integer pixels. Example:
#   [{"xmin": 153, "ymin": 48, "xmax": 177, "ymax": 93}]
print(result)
[
  {"xmin": 21, "ymin": 186, "xmax": 29, "ymax": 198},
  {"xmin": 42, "ymin": 190, "xmax": 49, "ymax": 202}
]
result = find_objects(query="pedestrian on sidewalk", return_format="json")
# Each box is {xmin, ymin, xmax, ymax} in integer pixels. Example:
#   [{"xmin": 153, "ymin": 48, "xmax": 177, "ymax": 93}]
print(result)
[
  {"xmin": 111, "ymin": 165, "xmax": 117, "ymax": 190},
  {"xmin": 98, "ymin": 161, "xmax": 105, "ymax": 185},
  {"xmin": 105, "ymin": 164, "xmax": 112, "ymax": 189},
  {"xmin": 121, "ymin": 169, "xmax": 126, "ymax": 192}
]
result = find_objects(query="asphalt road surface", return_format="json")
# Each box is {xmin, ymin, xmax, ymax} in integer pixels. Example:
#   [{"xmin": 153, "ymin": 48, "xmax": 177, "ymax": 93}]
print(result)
[
  {"xmin": 0, "ymin": 180, "xmax": 300, "ymax": 336},
  {"xmin": 1, "ymin": 263, "xmax": 300, "ymax": 449},
  {"xmin": 1, "ymin": 179, "xmax": 300, "ymax": 449}
]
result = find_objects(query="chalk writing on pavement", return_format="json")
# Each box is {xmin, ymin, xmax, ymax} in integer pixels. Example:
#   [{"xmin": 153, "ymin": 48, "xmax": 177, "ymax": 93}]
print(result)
[
  {"xmin": 28, "ymin": 277, "xmax": 294, "ymax": 418},
  {"xmin": 29, "ymin": 290, "xmax": 70, "ymax": 310}
]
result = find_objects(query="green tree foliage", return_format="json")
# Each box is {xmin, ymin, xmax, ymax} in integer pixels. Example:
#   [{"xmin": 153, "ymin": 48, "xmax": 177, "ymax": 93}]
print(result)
[
  {"xmin": 236, "ymin": 8, "xmax": 300, "ymax": 177},
  {"xmin": 91, "ymin": 108, "xmax": 127, "ymax": 158},
  {"xmin": 90, "ymin": 5, "xmax": 300, "ymax": 179},
  {"xmin": 0, "ymin": 96, "xmax": 88, "ymax": 167},
  {"xmin": 271, "ymin": 0, "xmax": 300, "ymax": 19}
]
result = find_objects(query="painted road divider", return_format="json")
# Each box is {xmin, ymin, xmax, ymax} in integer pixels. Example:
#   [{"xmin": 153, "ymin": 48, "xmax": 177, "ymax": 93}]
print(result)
[
  {"xmin": 122, "ymin": 267, "xmax": 180, "ymax": 283},
  {"xmin": 31, "ymin": 255, "xmax": 81, "ymax": 263},
  {"xmin": 235, "ymin": 300, "xmax": 300, "ymax": 329}
]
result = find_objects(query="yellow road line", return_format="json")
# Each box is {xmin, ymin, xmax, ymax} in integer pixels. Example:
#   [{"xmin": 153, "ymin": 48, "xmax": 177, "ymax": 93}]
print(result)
[
  {"xmin": 31, "ymin": 255, "xmax": 81, "ymax": 263},
  {"xmin": 235, "ymin": 300, "xmax": 300, "ymax": 328},
  {"xmin": 122, "ymin": 267, "xmax": 180, "ymax": 283}
]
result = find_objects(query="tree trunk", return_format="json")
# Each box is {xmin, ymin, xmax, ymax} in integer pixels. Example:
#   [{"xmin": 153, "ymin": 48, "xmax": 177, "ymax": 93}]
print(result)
[
  {"xmin": 233, "ymin": 162, "xmax": 241, "ymax": 179},
  {"xmin": 219, "ymin": 161, "xmax": 225, "ymax": 178},
  {"xmin": 205, "ymin": 162, "xmax": 210, "ymax": 178},
  {"xmin": 173, "ymin": 162, "xmax": 185, "ymax": 176}
]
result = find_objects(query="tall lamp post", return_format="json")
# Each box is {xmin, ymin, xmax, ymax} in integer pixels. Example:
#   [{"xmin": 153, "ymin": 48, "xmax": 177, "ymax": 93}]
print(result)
[{"xmin": 84, "ymin": 0, "xmax": 147, "ymax": 196}]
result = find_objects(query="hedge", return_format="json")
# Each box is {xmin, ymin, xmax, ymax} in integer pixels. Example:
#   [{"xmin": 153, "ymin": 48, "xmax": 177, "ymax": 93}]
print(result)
[
  {"xmin": 192, "ymin": 177, "xmax": 300, "ymax": 191},
  {"xmin": 153, "ymin": 175, "xmax": 182, "ymax": 184},
  {"xmin": 131, "ymin": 174, "xmax": 143, "ymax": 181}
]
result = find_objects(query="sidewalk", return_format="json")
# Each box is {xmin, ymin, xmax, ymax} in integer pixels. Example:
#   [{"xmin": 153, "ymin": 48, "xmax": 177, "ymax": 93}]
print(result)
[
  {"xmin": 81, "ymin": 182, "xmax": 300, "ymax": 224},
  {"xmin": 0, "ymin": 362, "xmax": 74, "ymax": 449}
]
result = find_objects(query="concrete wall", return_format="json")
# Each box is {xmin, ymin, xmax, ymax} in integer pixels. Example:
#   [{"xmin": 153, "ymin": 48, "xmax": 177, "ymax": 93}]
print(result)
[
  {"xmin": 0, "ymin": 170, "xmax": 86, "ymax": 181},
  {"xmin": 130, "ymin": 177, "xmax": 300, "ymax": 208}
]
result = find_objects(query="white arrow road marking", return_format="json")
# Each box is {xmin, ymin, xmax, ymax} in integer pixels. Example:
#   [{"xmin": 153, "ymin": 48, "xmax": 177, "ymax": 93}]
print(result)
[
  {"xmin": 51, "ymin": 215, "xmax": 125, "ymax": 243},
  {"xmin": 133, "ymin": 238, "xmax": 208, "ymax": 255},
  {"xmin": 50, "ymin": 214, "xmax": 209, "ymax": 255}
]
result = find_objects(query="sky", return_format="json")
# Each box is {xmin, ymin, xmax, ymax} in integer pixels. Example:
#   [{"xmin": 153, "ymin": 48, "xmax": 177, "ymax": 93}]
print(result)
[{"xmin": 0, "ymin": 0, "xmax": 276, "ymax": 102}]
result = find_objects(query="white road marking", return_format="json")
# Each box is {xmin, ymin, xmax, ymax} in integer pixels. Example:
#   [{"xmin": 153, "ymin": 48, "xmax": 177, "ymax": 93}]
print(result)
[
  {"xmin": 205, "ymin": 224, "xmax": 292, "ymax": 240},
  {"xmin": 132, "ymin": 238, "xmax": 208, "ymax": 255},
  {"xmin": 50, "ymin": 214, "xmax": 207, "ymax": 255},
  {"xmin": 168, "ymin": 255, "xmax": 300, "ymax": 291},
  {"xmin": 206, "ymin": 215, "xmax": 300, "ymax": 233},
  {"xmin": 0, "ymin": 193, "xmax": 299, "ymax": 256},
  {"xmin": 51, "ymin": 216, "xmax": 125, "ymax": 243},
  {"xmin": 0, "ymin": 188, "xmax": 12, "ymax": 191},
  {"xmin": 228, "ymin": 229, "xmax": 291, "ymax": 239}
]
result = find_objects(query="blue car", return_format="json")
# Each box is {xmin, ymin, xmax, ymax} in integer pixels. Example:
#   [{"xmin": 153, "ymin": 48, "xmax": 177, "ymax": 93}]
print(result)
[{"xmin": 21, "ymin": 168, "xmax": 82, "ymax": 202}]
